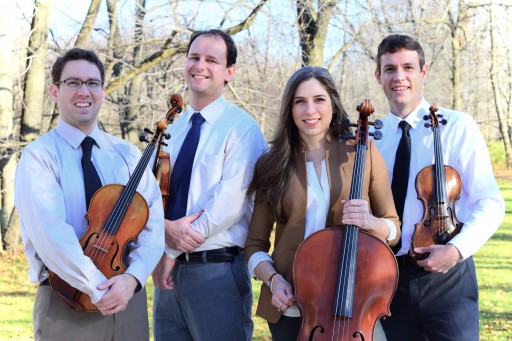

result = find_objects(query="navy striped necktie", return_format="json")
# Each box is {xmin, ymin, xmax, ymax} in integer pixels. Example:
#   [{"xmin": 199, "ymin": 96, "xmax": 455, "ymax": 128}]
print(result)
[{"xmin": 166, "ymin": 112, "xmax": 205, "ymax": 220}]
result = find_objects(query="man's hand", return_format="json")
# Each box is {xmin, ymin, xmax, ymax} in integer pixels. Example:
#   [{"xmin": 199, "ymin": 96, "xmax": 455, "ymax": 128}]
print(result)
[
  {"xmin": 95, "ymin": 273, "xmax": 139, "ymax": 315},
  {"xmin": 165, "ymin": 211, "xmax": 205, "ymax": 252},
  {"xmin": 152, "ymin": 253, "xmax": 175, "ymax": 290},
  {"xmin": 415, "ymin": 244, "xmax": 462, "ymax": 273}
]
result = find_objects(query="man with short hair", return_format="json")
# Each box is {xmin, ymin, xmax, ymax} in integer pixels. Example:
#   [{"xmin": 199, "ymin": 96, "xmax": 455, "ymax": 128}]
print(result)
[
  {"xmin": 374, "ymin": 34, "xmax": 504, "ymax": 341},
  {"xmin": 151, "ymin": 29, "xmax": 267, "ymax": 341},
  {"xmin": 14, "ymin": 48, "xmax": 164, "ymax": 341}
]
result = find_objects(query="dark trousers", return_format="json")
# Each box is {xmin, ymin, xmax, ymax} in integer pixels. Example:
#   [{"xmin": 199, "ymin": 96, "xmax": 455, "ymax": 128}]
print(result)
[{"xmin": 382, "ymin": 256, "xmax": 479, "ymax": 341}]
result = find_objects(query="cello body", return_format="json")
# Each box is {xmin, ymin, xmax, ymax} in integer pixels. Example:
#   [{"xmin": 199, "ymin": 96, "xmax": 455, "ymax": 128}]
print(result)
[{"xmin": 294, "ymin": 228, "xmax": 397, "ymax": 340}]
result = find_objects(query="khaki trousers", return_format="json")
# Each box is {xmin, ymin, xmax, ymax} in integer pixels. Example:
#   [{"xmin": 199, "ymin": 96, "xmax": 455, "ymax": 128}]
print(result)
[{"xmin": 33, "ymin": 285, "xmax": 149, "ymax": 341}]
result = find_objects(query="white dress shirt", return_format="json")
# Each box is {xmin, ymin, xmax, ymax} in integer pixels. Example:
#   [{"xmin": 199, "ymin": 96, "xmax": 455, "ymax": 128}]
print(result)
[
  {"xmin": 375, "ymin": 98, "xmax": 505, "ymax": 258},
  {"xmin": 14, "ymin": 119, "xmax": 165, "ymax": 304},
  {"xmin": 163, "ymin": 96, "xmax": 267, "ymax": 257}
]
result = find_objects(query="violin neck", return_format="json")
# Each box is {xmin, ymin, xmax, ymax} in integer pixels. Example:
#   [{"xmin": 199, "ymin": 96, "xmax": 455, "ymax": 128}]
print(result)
[
  {"xmin": 103, "ymin": 134, "xmax": 159, "ymax": 235},
  {"xmin": 432, "ymin": 125, "xmax": 448, "ymax": 203}
]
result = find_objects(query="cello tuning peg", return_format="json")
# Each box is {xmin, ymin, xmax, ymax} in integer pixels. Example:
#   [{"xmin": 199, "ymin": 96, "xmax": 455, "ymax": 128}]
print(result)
[
  {"xmin": 370, "ymin": 130, "xmax": 383, "ymax": 140},
  {"xmin": 341, "ymin": 134, "xmax": 355, "ymax": 141},
  {"xmin": 424, "ymin": 122, "xmax": 431, "ymax": 128},
  {"xmin": 144, "ymin": 128, "xmax": 154, "ymax": 134},
  {"xmin": 440, "ymin": 119, "xmax": 447, "ymax": 125},
  {"xmin": 160, "ymin": 141, "xmax": 168, "ymax": 147},
  {"xmin": 164, "ymin": 133, "xmax": 171, "ymax": 140},
  {"xmin": 423, "ymin": 115, "xmax": 430, "ymax": 120},
  {"xmin": 369, "ymin": 119, "xmax": 383, "ymax": 129}
]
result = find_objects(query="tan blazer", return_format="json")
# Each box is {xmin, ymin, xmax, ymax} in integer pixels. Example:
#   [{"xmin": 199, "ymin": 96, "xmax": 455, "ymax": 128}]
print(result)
[{"xmin": 245, "ymin": 136, "xmax": 400, "ymax": 323}]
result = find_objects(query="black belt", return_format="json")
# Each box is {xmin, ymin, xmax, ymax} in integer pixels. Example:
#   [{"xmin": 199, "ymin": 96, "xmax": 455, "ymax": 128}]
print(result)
[
  {"xmin": 40, "ymin": 278, "xmax": 50, "ymax": 286},
  {"xmin": 395, "ymin": 254, "xmax": 419, "ymax": 268},
  {"xmin": 176, "ymin": 246, "xmax": 242, "ymax": 263}
]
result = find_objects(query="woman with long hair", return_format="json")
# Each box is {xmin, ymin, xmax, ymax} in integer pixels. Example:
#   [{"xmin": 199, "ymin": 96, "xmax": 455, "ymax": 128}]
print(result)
[{"xmin": 245, "ymin": 66, "xmax": 400, "ymax": 340}]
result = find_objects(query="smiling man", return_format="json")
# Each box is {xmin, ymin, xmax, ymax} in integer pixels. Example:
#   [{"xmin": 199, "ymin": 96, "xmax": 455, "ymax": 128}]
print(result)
[
  {"xmin": 151, "ymin": 30, "xmax": 266, "ymax": 341},
  {"xmin": 374, "ymin": 34, "xmax": 504, "ymax": 341},
  {"xmin": 14, "ymin": 48, "xmax": 164, "ymax": 341}
]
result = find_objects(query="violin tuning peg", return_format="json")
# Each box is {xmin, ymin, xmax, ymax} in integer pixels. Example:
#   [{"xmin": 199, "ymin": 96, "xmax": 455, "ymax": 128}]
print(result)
[
  {"xmin": 144, "ymin": 128, "xmax": 154, "ymax": 134},
  {"xmin": 424, "ymin": 123, "xmax": 431, "ymax": 128},
  {"xmin": 138, "ymin": 135, "xmax": 149, "ymax": 143},
  {"xmin": 164, "ymin": 133, "xmax": 171, "ymax": 140},
  {"xmin": 441, "ymin": 119, "xmax": 447, "ymax": 125},
  {"xmin": 423, "ymin": 115, "xmax": 430, "ymax": 120},
  {"xmin": 160, "ymin": 141, "xmax": 168, "ymax": 147}
]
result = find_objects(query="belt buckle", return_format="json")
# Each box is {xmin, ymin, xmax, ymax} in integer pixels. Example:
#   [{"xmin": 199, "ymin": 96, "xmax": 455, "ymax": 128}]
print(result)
[
  {"xmin": 185, "ymin": 253, "xmax": 190, "ymax": 262},
  {"xmin": 202, "ymin": 251, "xmax": 207, "ymax": 263}
]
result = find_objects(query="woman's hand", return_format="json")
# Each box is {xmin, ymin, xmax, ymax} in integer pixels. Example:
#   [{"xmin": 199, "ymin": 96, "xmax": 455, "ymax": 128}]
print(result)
[
  {"xmin": 270, "ymin": 275, "xmax": 295, "ymax": 312},
  {"xmin": 342, "ymin": 199, "xmax": 371, "ymax": 229}
]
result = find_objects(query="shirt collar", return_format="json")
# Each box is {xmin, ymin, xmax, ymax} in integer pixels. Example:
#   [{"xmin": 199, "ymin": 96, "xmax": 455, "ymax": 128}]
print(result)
[
  {"xmin": 188, "ymin": 95, "xmax": 226, "ymax": 125},
  {"xmin": 388, "ymin": 97, "xmax": 430, "ymax": 133},
  {"xmin": 55, "ymin": 119, "xmax": 101, "ymax": 150}
]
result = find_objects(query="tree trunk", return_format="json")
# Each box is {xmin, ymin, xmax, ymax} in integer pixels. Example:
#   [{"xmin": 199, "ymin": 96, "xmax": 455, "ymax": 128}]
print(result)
[
  {"xmin": 74, "ymin": 0, "xmax": 102, "ymax": 49},
  {"xmin": 20, "ymin": 0, "xmax": 53, "ymax": 142},
  {"xmin": 124, "ymin": 0, "xmax": 147, "ymax": 144},
  {"xmin": 489, "ymin": 3, "xmax": 512, "ymax": 167}
]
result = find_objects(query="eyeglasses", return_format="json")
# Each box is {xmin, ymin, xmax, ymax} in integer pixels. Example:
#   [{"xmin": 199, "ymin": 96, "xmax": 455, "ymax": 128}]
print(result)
[{"xmin": 54, "ymin": 78, "xmax": 104, "ymax": 91}]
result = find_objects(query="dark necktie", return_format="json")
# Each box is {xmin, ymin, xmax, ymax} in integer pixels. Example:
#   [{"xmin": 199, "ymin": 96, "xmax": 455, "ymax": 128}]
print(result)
[
  {"xmin": 391, "ymin": 120, "xmax": 411, "ymax": 253},
  {"xmin": 81, "ymin": 136, "xmax": 102, "ymax": 209},
  {"xmin": 166, "ymin": 112, "xmax": 205, "ymax": 220}
]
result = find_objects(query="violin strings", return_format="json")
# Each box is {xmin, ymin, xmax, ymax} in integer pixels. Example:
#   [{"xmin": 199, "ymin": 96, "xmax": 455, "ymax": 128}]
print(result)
[{"xmin": 89, "ymin": 133, "xmax": 158, "ymax": 267}]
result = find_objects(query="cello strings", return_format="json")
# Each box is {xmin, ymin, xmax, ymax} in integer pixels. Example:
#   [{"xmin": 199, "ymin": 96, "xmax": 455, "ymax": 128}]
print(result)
[{"xmin": 332, "ymin": 139, "xmax": 367, "ymax": 340}]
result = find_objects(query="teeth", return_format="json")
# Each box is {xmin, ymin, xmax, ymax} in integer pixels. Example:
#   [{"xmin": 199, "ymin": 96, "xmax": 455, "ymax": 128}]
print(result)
[
  {"xmin": 75, "ymin": 103, "xmax": 90, "ymax": 107},
  {"xmin": 305, "ymin": 119, "xmax": 319, "ymax": 124},
  {"xmin": 194, "ymin": 75, "xmax": 207, "ymax": 79},
  {"xmin": 393, "ymin": 86, "xmax": 408, "ymax": 91}
]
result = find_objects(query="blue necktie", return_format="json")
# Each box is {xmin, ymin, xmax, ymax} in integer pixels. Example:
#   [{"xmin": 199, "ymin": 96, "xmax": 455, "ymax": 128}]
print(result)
[
  {"xmin": 391, "ymin": 120, "xmax": 411, "ymax": 253},
  {"xmin": 166, "ymin": 112, "xmax": 205, "ymax": 220},
  {"xmin": 81, "ymin": 136, "xmax": 102, "ymax": 209}
]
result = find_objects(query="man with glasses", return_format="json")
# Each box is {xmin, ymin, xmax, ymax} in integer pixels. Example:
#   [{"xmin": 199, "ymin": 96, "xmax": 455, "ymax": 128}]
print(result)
[{"xmin": 14, "ymin": 48, "xmax": 164, "ymax": 341}]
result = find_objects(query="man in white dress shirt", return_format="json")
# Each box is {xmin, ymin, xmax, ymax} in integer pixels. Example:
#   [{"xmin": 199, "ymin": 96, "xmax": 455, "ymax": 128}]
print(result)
[
  {"xmin": 374, "ymin": 34, "xmax": 504, "ymax": 341},
  {"xmin": 151, "ymin": 29, "xmax": 266, "ymax": 340},
  {"xmin": 14, "ymin": 48, "xmax": 164, "ymax": 341}
]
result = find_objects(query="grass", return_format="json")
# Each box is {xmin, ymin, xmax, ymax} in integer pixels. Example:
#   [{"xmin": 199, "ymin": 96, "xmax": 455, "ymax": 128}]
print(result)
[{"xmin": 1, "ymin": 179, "xmax": 511, "ymax": 340}]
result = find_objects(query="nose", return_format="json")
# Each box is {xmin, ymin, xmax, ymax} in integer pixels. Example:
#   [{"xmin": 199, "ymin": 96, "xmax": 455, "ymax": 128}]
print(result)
[
  {"xmin": 304, "ymin": 101, "xmax": 316, "ymax": 114},
  {"xmin": 394, "ymin": 67, "xmax": 406, "ymax": 81},
  {"xmin": 76, "ymin": 82, "xmax": 91, "ymax": 95}
]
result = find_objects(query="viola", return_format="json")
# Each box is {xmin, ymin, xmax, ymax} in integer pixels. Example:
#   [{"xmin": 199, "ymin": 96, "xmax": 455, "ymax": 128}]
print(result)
[
  {"xmin": 293, "ymin": 100, "xmax": 398, "ymax": 340},
  {"xmin": 48, "ymin": 95, "xmax": 182, "ymax": 312},
  {"xmin": 411, "ymin": 104, "xmax": 463, "ymax": 259},
  {"xmin": 151, "ymin": 94, "xmax": 183, "ymax": 208}
]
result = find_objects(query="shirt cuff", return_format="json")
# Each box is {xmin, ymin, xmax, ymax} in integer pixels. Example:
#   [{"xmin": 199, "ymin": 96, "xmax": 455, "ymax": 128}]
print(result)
[
  {"xmin": 382, "ymin": 218, "xmax": 397, "ymax": 242},
  {"xmin": 247, "ymin": 251, "xmax": 273, "ymax": 278}
]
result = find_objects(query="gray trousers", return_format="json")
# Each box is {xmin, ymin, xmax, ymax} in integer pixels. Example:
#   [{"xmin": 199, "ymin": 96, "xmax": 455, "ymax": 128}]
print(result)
[{"xmin": 33, "ymin": 285, "xmax": 149, "ymax": 341}]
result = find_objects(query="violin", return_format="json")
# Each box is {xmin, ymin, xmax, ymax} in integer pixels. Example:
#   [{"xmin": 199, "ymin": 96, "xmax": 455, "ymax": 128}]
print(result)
[
  {"xmin": 293, "ymin": 100, "xmax": 398, "ymax": 340},
  {"xmin": 151, "ymin": 94, "xmax": 183, "ymax": 208},
  {"xmin": 411, "ymin": 104, "xmax": 463, "ymax": 259},
  {"xmin": 48, "ymin": 95, "xmax": 182, "ymax": 312}
]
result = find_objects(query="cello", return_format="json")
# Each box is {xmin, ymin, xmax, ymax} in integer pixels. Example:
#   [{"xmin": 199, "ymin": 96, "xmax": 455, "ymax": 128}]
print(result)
[
  {"xmin": 411, "ymin": 104, "xmax": 463, "ymax": 259},
  {"xmin": 293, "ymin": 100, "xmax": 398, "ymax": 340},
  {"xmin": 48, "ymin": 95, "xmax": 183, "ymax": 312}
]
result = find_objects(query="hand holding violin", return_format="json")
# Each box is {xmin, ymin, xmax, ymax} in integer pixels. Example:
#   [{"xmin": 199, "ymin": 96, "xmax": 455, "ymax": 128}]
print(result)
[
  {"xmin": 95, "ymin": 273, "xmax": 139, "ymax": 315},
  {"xmin": 414, "ymin": 244, "xmax": 462, "ymax": 273}
]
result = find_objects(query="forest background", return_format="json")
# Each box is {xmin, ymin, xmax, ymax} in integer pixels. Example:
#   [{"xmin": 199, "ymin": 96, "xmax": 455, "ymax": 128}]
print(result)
[{"xmin": 0, "ymin": 0, "xmax": 511, "ymax": 262}]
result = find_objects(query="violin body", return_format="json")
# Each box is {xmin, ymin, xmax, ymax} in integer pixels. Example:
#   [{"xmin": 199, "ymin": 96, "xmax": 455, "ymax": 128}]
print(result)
[
  {"xmin": 294, "ymin": 228, "xmax": 397, "ymax": 341},
  {"xmin": 413, "ymin": 165, "xmax": 463, "ymax": 250},
  {"xmin": 154, "ymin": 150, "xmax": 171, "ymax": 209},
  {"xmin": 49, "ymin": 185, "xmax": 148, "ymax": 312},
  {"xmin": 411, "ymin": 105, "xmax": 463, "ymax": 258}
]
